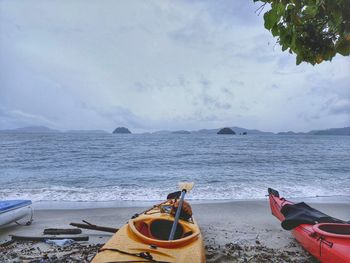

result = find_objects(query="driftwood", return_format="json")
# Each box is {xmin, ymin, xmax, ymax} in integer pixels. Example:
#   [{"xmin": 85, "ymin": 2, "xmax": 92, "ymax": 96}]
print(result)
[
  {"xmin": 44, "ymin": 228, "xmax": 82, "ymax": 235},
  {"xmin": 70, "ymin": 220, "xmax": 118, "ymax": 233},
  {"xmin": 11, "ymin": 235, "xmax": 89, "ymax": 242}
]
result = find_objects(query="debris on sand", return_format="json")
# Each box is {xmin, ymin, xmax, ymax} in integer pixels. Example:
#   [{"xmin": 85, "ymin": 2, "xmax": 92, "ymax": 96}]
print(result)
[
  {"xmin": 0, "ymin": 241, "xmax": 102, "ymax": 263},
  {"xmin": 206, "ymin": 242, "xmax": 318, "ymax": 263}
]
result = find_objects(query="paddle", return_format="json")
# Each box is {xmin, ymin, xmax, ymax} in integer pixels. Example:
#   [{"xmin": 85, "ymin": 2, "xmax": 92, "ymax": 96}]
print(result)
[{"xmin": 168, "ymin": 182, "xmax": 194, "ymax": 241}]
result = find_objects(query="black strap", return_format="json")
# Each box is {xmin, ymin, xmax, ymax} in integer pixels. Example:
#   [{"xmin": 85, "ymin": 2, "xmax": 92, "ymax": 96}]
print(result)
[{"xmin": 99, "ymin": 248, "xmax": 171, "ymax": 263}]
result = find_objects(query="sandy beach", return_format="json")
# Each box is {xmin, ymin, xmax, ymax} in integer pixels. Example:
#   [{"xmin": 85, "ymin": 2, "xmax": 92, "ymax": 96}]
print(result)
[{"xmin": 1, "ymin": 200, "xmax": 349, "ymax": 262}]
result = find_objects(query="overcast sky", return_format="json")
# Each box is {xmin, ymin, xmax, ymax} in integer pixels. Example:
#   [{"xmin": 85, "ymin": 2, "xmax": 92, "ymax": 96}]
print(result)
[{"xmin": 1, "ymin": 0, "xmax": 349, "ymax": 132}]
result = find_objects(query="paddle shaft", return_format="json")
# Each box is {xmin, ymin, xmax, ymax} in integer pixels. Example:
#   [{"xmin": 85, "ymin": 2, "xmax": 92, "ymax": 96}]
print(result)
[
  {"xmin": 70, "ymin": 222, "xmax": 118, "ymax": 233},
  {"xmin": 11, "ymin": 235, "xmax": 89, "ymax": 242},
  {"xmin": 168, "ymin": 190, "xmax": 186, "ymax": 240}
]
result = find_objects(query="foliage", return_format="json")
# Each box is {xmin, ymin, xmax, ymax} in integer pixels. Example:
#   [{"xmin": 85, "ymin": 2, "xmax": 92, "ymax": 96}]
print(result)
[{"xmin": 254, "ymin": 0, "xmax": 350, "ymax": 65}]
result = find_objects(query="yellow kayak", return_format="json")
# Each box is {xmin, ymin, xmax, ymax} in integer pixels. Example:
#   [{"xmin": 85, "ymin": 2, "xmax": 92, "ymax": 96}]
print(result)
[{"xmin": 92, "ymin": 197, "xmax": 205, "ymax": 263}]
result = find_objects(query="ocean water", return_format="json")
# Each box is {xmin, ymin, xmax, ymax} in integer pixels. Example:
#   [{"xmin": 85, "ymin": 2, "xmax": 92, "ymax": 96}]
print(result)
[{"xmin": 0, "ymin": 133, "xmax": 349, "ymax": 203}]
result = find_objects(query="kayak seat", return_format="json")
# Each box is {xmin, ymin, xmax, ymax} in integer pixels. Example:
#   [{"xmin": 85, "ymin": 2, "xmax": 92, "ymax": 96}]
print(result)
[
  {"xmin": 138, "ymin": 222, "xmax": 151, "ymax": 237},
  {"xmin": 150, "ymin": 219, "xmax": 184, "ymax": 240},
  {"xmin": 134, "ymin": 219, "xmax": 184, "ymax": 240}
]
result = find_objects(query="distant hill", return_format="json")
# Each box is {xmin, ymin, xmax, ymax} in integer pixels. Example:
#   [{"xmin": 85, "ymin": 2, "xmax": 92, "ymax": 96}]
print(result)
[
  {"xmin": 66, "ymin": 130, "xmax": 108, "ymax": 134},
  {"xmin": 152, "ymin": 130, "xmax": 172, "ymax": 135},
  {"xmin": 192, "ymin": 127, "xmax": 273, "ymax": 135},
  {"xmin": 0, "ymin": 126, "xmax": 111, "ymax": 134},
  {"xmin": 308, "ymin": 127, "xmax": 350, "ymax": 135},
  {"xmin": 154, "ymin": 126, "xmax": 350, "ymax": 135},
  {"xmin": 0, "ymin": 126, "xmax": 108, "ymax": 134},
  {"xmin": 217, "ymin": 127, "xmax": 235, "ymax": 135},
  {"xmin": 277, "ymin": 127, "xmax": 350, "ymax": 136},
  {"xmin": 171, "ymin": 130, "xmax": 191, "ymax": 134},
  {"xmin": 2, "ymin": 126, "xmax": 349, "ymax": 136},
  {"xmin": 194, "ymin": 129, "xmax": 219, "ymax": 134},
  {"xmin": 150, "ymin": 127, "xmax": 350, "ymax": 135},
  {"xmin": 277, "ymin": 131, "xmax": 305, "ymax": 135},
  {"xmin": 0, "ymin": 126, "xmax": 60, "ymax": 133},
  {"xmin": 230, "ymin": 127, "xmax": 273, "ymax": 135},
  {"xmin": 113, "ymin": 127, "xmax": 131, "ymax": 134}
]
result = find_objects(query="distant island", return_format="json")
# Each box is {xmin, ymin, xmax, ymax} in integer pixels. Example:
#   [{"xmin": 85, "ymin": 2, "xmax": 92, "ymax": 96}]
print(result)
[
  {"xmin": 171, "ymin": 130, "xmax": 191, "ymax": 134},
  {"xmin": 217, "ymin": 127, "xmax": 236, "ymax": 135},
  {"xmin": 1, "ymin": 126, "xmax": 349, "ymax": 136},
  {"xmin": 310, "ymin": 127, "xmax": 350, "ymax": 135},
  {"xmin": 152, "ymin": 130, "xmax": 173, "ymax": 135},
  {"xmin": 277, "ymin": 131, "xmax": 301, "ymax": 135},
  {"xmin": 193, "ymin": 127, "xmax": 273, "ymax": 135},
  {"xmin": 113, "ymin": 127, "xmax": 131, "ymax": 134},
  {"xmin": 277, "ymin": 127, "xmax": 350, "ymax": 136},
  {"xmin": 0, "ymin": 126, "xmax": 60, "ymax": 133},
  {"xmin": 66, "ymin": 130, "xmax": 108, "ymax": 134}
]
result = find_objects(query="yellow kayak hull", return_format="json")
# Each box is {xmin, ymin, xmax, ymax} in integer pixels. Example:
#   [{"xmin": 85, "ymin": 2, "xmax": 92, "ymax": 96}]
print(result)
[{"xmin": 92, "ymin": 202, "xmax": 205, "ymax": 263}]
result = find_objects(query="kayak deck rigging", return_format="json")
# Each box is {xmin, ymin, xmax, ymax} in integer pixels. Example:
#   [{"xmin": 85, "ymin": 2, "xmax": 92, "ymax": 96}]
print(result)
[{"xmin": 92, "ymin": 198, "xmax": 205, "ymax": 263}]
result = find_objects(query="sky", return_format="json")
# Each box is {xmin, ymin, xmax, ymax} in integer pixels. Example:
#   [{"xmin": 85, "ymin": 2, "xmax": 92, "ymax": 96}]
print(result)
[{"xmin": 1, "ymin": 0, "xmax": 349, "ymax": 133}]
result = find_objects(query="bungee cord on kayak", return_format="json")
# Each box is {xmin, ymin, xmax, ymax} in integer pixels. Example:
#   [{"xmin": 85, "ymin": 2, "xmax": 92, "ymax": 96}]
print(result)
[
  {"xmin": 99, "ymin": 248, "xmax": 171, "ymax": 263},
  {"xmin": 91, "ymin": 182, "xmax": 205, "ymax": 263}
]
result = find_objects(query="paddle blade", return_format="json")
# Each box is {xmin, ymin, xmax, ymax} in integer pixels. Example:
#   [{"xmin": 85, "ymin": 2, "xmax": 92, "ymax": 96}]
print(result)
[
  {"xmin": 167, "ymin": 191, "xmax": 181, "ymax": 200},
  {"xmin": 178, "ymin": 182, "xmax": 194, "ymax": 192}
]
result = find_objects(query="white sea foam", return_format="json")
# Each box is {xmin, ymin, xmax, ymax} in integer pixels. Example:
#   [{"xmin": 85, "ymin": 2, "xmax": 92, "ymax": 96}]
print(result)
[{"xmin": 1, "ymin": 183, "xmax": 349, "ymax": 202}]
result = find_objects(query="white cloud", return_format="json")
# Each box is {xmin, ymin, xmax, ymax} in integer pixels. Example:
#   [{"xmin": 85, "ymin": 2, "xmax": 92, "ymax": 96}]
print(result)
[{"xmin": 0, "ymin": 0, "xmax": 349, "ymax": 132}]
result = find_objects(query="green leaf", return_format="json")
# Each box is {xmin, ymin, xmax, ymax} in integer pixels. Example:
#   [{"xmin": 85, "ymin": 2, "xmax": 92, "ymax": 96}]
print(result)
[
  {"xmin": 296, "ymin": 54, "xmax": 303, "ymax": 65},
  {"xmin": 303, "ymin": 6, "xmax": 318, "ymax": 18},
  {"xmin": 271, "ymin": 24, "xmax": 279, "ymax": 36},
  {"xmin": 254, "ymin": 0, "xmax": 350, "ymax": 65},
  {"xmin": 281, "ymin": 43, "xmax": 288, "ymax": 51},
  {"xmin": 336, "ymin": 39, "xmax": 350, "ymax": 56},
  {"xmin": 264, "ymin": 9, "xmax": 278, "ymax": 30},
  {"xmin": 276, "ymin": 3, "xmax": 286, "ymax": 16}
]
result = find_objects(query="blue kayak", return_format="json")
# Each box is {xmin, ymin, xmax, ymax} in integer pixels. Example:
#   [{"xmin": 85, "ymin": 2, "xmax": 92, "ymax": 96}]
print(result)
[
  {"xmin": 0, "ymin": 200, "xmax": 32, "ymax": 213},
  {"xmin": 0, "ymin": 200, "xmax": 33, "ymax": 227}
]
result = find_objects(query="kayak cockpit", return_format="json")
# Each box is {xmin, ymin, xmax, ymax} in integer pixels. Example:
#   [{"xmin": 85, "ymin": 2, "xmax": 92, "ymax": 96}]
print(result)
[
  {"xmin": 135, "ymin": 219, "xmax": 190, "ymax": 240},
  {"xmin": 313, "ymin": 223, "xmax": 350, "ymax": 238},
  {"xmin": 129, "ymin": 215, "xmax": 200, "ymax": 248}
]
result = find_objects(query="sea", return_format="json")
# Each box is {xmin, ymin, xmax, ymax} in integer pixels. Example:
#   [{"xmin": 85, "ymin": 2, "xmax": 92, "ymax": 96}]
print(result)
[{"xmin": 0, "ymin": 132, "xmax": 349, "ymax": 206}]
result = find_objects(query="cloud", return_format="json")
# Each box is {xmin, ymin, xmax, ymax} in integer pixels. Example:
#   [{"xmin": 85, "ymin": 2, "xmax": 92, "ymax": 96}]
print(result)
[
  {"xmin": 0, "ymin": 0, "xmax": 349, "ymax": 132},
  {"xmin": 329, "ymin": 100, "xmax": 350, "ymax": 115},
  {"xmin": 92, "ymin": 106, "xmax": 147, "ymax": 130},
  {"xmin": 0, "ymin": 105, "xmax": 56, "ymax": 129},
  {"xmin": 180, "ymin": 0, "xmax": 263, "ymax": 26},
  {"xmin": 308, "ymin": 75, "xmax": 350, "ymax": 122}
]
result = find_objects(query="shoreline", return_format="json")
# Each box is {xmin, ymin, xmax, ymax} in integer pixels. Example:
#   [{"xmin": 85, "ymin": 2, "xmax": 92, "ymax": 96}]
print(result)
[
  {"xmin": 31, "ymin": 195, "xmax": 350, "ymax": 210},
  {"xmin": 1, "ymin": 200, "xmax": 349, "ymax": 262}
]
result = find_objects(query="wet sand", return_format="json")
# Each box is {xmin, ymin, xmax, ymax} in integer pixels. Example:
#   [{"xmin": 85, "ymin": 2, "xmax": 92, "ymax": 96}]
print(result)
[{"xmin": 1, "ymin": 200, "xmax": 349, "ymax": 262}]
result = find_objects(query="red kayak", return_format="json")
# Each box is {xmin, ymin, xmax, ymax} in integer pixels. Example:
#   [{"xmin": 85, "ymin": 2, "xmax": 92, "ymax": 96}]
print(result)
[{"xmin": 268, "ymin": 188, "xmax": 350, "ymax": 263}]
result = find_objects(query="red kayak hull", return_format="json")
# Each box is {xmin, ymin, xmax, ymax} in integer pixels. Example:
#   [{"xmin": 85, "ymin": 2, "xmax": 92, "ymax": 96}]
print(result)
[{"xmin": 268, "ymin": 190, "xmax": 350, "ymax": 263}]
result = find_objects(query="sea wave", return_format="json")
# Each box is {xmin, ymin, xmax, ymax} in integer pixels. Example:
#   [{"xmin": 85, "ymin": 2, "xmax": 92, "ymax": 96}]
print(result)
[
  {"xmin": 1, "ymin": 183, "xmax": 349, "ymax": 202},
  {"xmin": 1, "ymin": 133, "xmax": 349, "ymax": 203}
]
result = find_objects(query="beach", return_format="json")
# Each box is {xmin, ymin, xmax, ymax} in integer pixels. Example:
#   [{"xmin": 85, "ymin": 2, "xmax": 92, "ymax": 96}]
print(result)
[
  {"xmin": 2, "ymin": 0, "xmax": 349, "ymax": 261},
  {"xmin": 1, "ymin": 200, "xmax": 349, "ymax": 262}
]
